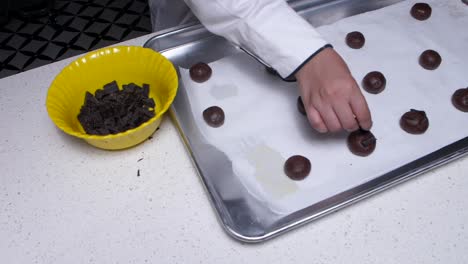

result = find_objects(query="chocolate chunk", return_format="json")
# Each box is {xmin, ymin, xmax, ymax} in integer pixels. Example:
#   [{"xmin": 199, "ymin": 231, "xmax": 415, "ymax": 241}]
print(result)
[
  {"xmin": 347, "ymin": 129, "xmax": 376, "ymax": 157},
  {"xmin": 419, "ymin": 50, "xmax": 442, "ymax": 70},
  {"xmin": 452, "ymin": 88, "xmax": 468, "ymax": 112},
  {"xmin": 144, "ymin": 99, "xmax": 156, "ymax": 108},
  {"xmin": 284, "ymin": 155, "xmax": 311, "ymax": 180},
  {"xmin": 190, "ymin": 62, "xmax": 212, "ymax": 83},
  {"xmin": 78, "ymin": 81, "xmax": 156, "ymax": 135},
  {"xmin": 103, "ymin": 80, "xmax": 119, "ymax": 94},
  {"xmin": 411, "ymin": 3, "xmax": 432, "ymax": 20},
  {"xmin": 142, "ymin": 83, "xmax": 150, "ymax": 97},
  {"xmin": 463, "ymin": 0, "xmax": 468, "ymax": 6},
  {"xmin": 346, "ymin": 31, "xmax": 365, "ymax": 49},
  {"xmin": 203, "ymin": 106, "xmax": 225, "ymax": 127},
  {"xmin": 94, "ymin": 89, "xmax": 105, "ymax": 100},
  {"xmin": 297, "ymin": 96, "xmax": 306, "ymax": 116},
  {"xmin": 362, "ymin": 71, "xmax": 386, "ymax": 94},
  {"xmin": 400, "ymin": 109, "xmax": 429, "ymax": 134}
]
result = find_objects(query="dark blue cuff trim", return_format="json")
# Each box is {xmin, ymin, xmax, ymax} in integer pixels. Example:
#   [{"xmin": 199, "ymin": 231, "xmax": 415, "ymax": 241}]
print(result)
[{"xmin": 281, "ymin": 44, "xmax": 334, "ymax": 82}]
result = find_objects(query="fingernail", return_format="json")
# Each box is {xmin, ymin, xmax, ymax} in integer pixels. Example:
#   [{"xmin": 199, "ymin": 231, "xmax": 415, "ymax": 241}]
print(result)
[{"xmin": 317, "ymin": 127, "xmax": 328, "ymax": 133}]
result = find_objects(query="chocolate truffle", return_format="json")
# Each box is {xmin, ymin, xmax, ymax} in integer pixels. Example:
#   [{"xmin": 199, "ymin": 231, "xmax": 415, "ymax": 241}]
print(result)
[
  {"xmin": 419, "ymin": 50, "xmax": 442, "ymax": 70},
  {"xmin": 190, "ymin": 62, "xmax": 212, "ymax": 83},
  {"xmin": 203, "ymin": 106, "xmax": 225, "ymax": 127},
  {"xmin": 463, "ymin": 0, "xmax": 468, "ymax": 6},
  {"xmin": 400, "ymin": 109, "xmax": 429, "ymax": 134},
  {"xmin": 452, "ymin": 88, "xmax": 468, "ymax": 112},
  {"xmin": 411, "ymin": 3, "xmax": 432, "ymax": 20},
  {"xmin": 346, "ymin": 31, "xmax": 365, "ymax": 49},
  {"xmin": 347, "ymin": 129, "xmax": 376, "ymax": 157},
  {"xmin": 362, "ymin": 71, "xmax": 386, "ymax": 94},
  {"xmin": 284, "ymin": 155, "xmax": 311, "ymax": 181},
  {"xmin": 297, "ymin": 96, "xmax": 306, "ymax": 116}
]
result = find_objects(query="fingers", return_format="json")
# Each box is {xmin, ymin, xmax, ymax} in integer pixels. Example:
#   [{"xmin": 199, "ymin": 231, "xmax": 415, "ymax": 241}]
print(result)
[
  {"xmin": 305, "ymin": 91, "xmax": 368, "ymax": 133},
  {"xmin": 306, "ymin": 97, "xmax": 340, "ymax": 133},
  {"xmin": 304, "ymin": 93, "xmax": 359, "ymax": 133},
  {"xmin": 350, "ymin": 92, "xmax": 372, "ymax": 130},
  {"xmin": 305, "ymin": 105, "xmax": 328, "ymax": 133},
  {"xmin": 308, "ymin": 96, "xmax": 371, "ymax": 133},
  {"xmin": 318, "ymin": 105, "xmax": 342, "ymax": 133},
  {"xmin": 333, "ymin": 101, "xmax": 359, "ymax": 131}
]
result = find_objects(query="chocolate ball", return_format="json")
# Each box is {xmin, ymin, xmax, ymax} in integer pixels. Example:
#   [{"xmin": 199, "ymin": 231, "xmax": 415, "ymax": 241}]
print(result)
[
  {"xmin": 463, "ymin": 0, "xmax": 468, "ymax": 5},
  {"xmin": 452, "ymin": 88, "xmax": 468, "ymax": 112},
  {"xmin": 400, "ymin": 109, "xmax": 429, "ymax": 134},
  {"xmin": 284, "ymin": 155, "xmax": 311, "ymax": 181},
  {"xmin": 411, "ymin": 3, "xmax": 432, "ymax": 20},
  {"xmin": 203, "ymin": 106, "xmax": 225, "ymax": 127},
  {"xmin": 297, "ymin": 96, "xmax": 306, "ymax": 116},
  {"xmin": 347, "ymin": 129, "xmax": 377, "ymax": 157},
  {"xmin": 190, "ymin": 62, "xmax": 212, "ymax": 83},
  {"xmin": 346, "ymin": 31, "xmax": 365, "ymax": 49},
  {"xmin": 362, "ymin": 71, "xmax": 386, "ymax": 94},
  {"xmin": 419, "ymin": 50, "xmax": 442, "ymax": 70}
]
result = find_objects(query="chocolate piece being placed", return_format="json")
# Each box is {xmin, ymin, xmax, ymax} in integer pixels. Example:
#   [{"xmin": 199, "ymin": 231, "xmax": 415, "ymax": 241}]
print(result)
[
  {"xmin": 411, "ymin": 3, "xmax": 432, "ymax": 20},
  {"xmin": 346, "ymin": 31, "xmax": 365, "ymax": 49},
  {"xmin": 203, "ymin": 106, "xmax": 225, "ymax": 127},
  {"xmin": 362, "ymin": 71, "xmax": 386, "ymax": 94},
  {"xmin": 284, "ymin": 155, "xmax": 311, "ymax": 181},
  {"xmin": 452, "ymin": 88, "xmax": 468, "ymax": 112},
  {"xmin": 400, "ymin": 109, "xmax": 429, "ymax": 134},
  {"xmin": 347, "ymin": 129, "xmax": 376, "ymax": 157},
  {"xmin": 419, "ymin": 50, "xmax": 442, "ymax": 70},
  {"xmin": 297, "ymin": 96, "xmax": 306, "ymax": 116},
  {"xmin": 189, "ymin": 62, "xmax": 212, "ymax": 83}
]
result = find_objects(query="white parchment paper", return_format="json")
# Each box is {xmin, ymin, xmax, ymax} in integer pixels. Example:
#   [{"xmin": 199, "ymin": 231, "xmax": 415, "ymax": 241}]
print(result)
[{"xmin": 179, "ymin": 0, "xmax": 468, "ymax": 214}]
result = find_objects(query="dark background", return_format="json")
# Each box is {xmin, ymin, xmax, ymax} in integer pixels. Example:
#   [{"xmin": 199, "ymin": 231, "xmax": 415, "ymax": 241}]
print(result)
[{"xmin": 0, "ymin": 0, "xmax": 152, "ymax": 79}]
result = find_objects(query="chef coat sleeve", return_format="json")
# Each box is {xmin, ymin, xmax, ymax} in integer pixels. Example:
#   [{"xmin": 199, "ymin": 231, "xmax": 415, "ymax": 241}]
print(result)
[{"xmin": 183, "ymin": 0, "xmax": 331, "ymax": 79}]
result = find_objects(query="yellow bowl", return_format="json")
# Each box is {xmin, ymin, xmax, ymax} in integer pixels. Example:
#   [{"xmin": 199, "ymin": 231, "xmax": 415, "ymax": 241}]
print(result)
[{"xmin": 46, "ymin": 46, "xmax": 178, "ymax": 150}]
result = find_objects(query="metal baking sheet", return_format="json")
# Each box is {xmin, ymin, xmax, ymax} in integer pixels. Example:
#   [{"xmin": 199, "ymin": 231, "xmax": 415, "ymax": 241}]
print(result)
[{"xmin": 144, "ymin": 0, "xmax": 468, "ymax": 243}]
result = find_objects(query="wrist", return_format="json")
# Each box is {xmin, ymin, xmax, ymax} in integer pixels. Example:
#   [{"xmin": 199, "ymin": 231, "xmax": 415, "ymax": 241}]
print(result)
[{"xmin": 292, "ymin": 44, "xmax": 333, "ymax": 81}]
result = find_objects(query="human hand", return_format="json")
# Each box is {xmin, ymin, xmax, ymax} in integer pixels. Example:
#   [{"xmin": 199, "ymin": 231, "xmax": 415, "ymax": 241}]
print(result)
[{"xmin": 295, "ymin": 48, "xmax": 372, "ymax": 133}]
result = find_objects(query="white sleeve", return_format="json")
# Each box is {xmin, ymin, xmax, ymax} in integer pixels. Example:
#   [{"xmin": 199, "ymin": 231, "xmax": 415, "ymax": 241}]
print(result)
[{"xmin": 183, "ymin": 0, "xmax": 330, "ymax": 79}]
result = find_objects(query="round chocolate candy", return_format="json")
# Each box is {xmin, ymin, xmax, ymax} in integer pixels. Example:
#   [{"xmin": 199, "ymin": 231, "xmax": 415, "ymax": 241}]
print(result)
[
  {"xmin": 190, "ymin": 62, "xmax": 212, "ymax": 83},
  {"xmin": 362, "ymin": 71, "xmax": 386, "ymax": 94},
  {"xmin": 346, "ymin": 31, "xmax": 365, "ymax": 49},
  {"xmin": 347, "ymin": 129, "xmax": 377, "ymax": 157},
  {"xmin": 203, "ymin": 106, "xmax": 225, "ymax": 127},
  {"xmin": 452, "ymin": 88, "xmax": 468, "ymax": 112},
  {"xmin": 419, "ymin": 50, "xmax": 442, "ymax": 70},
  {"xmin": 400, "ymin": 109, "xmax": 429, "ymax": 134},
  {"xmin": 463, "ymin": 0, "xmax": 468, "ymax": 6},
  {"xmin": 297, "ymin": 96, "xmax": 306, "ymax": 116},
  {"xmin": 411, "ymin": 3, "xmax": 432, "ymax": 20},
  {"xmin": 284, "ymin": 155, "xmax": 311, "ymax": 180}
]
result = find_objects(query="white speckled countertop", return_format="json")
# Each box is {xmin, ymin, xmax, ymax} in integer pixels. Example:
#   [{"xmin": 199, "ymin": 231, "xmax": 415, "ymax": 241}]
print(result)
[{"xmin": 1, "ymin": 33, "xmax": 467, "ymax": 264}]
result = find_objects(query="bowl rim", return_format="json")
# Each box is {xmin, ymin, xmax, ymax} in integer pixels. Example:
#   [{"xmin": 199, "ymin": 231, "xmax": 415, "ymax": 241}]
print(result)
[{"xmin": 46, "ymin": 45, "xmax": 179, "ymax": 140}]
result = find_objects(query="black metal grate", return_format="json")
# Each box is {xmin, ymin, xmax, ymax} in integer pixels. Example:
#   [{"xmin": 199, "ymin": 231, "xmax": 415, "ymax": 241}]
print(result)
[{"xmin": 0, "ymin": 0, "xmax": 152, "ymax": 79}]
